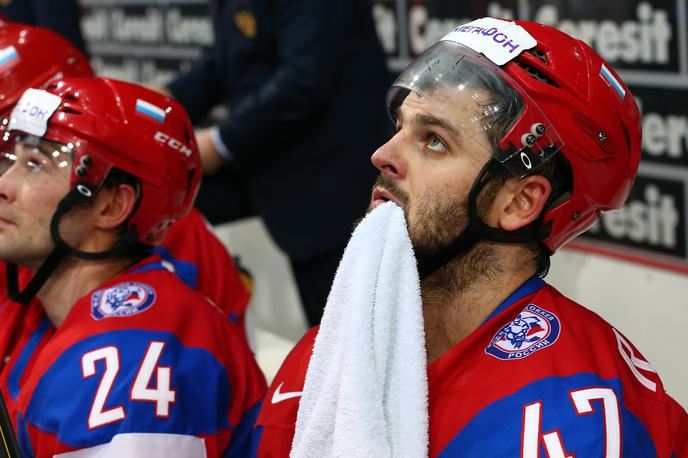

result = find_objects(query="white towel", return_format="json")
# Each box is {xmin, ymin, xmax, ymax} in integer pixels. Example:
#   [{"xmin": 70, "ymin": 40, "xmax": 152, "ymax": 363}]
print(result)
[{"xmin": 291, "ymin": 202, "xmax": 429, "ymax": 458}]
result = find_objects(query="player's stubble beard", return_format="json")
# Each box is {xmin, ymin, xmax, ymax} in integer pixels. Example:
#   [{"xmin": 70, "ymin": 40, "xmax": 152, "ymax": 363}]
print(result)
[{"xmin": 360, "ymin": 174, "xmax": 502, "ymax": 306}]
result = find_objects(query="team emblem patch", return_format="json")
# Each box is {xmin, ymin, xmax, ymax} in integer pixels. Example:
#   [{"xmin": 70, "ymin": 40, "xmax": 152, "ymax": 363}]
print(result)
[
  {"xmin": 485, "ymin": 304, "xmax": 561, "ymax": 360},
  {"xmin": 91, "ymin": 282, "xmax": 156, "ymax": 320}
]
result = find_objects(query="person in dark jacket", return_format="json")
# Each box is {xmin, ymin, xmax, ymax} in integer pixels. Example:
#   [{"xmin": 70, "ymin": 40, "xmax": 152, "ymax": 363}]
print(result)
[
  {"xmin": 166, "ymin": 0, "xmax": 391, "ymax": 326},
  {"xmin": 0, "ymin": 0, "xmax": 87, "ymax": 53}
]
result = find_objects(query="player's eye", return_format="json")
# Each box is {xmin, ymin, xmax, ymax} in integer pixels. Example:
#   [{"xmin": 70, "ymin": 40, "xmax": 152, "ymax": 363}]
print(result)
[
  {"xmin": 24, "ymin": 148, "xmax": 58, "ymax": 174},
  {"xmin": 426, "ymin": 134, "xmax": 447, "ymax": 153},
  {"xmin": 26, "ymin": 157, "xmax": 45, "ymax": 172}
]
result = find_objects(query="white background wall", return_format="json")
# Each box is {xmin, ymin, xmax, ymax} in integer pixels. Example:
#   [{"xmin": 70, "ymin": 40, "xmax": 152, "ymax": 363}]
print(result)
[
  {"xmin": 215, "ymin": 218, "xmax": 687, "ymax": 408},
  {"xmin": 548, "ymin": 247, "xmax": 688, "ymax": 408}
]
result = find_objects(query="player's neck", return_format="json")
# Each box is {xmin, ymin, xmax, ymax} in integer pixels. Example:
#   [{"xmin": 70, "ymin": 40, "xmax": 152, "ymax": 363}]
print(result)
[
  {"xmin": 421, "ymin": 243, "xmax": 535, "ymax": 363},
  {"xmin": 36, "ymin": 256, "xmax": 138, "ymax": 327}
]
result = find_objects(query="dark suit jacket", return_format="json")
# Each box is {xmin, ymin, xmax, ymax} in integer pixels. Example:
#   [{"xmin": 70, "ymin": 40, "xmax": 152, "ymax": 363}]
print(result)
[{"xmin": 168, "ymin": 0, "xmax": 391, "ymax": 262}]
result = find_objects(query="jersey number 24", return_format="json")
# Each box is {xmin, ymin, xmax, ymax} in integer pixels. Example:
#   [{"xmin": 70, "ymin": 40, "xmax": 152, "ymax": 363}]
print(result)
[{"xmin": 81, "ymin": 341, "xmax": 176, "ymax": 429}]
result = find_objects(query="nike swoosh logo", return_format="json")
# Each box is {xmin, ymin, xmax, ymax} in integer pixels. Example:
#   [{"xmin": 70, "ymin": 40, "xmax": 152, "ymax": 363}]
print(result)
[{"xmin": 271, "ymin": 382, "xmax": 302, "ymax": 404}]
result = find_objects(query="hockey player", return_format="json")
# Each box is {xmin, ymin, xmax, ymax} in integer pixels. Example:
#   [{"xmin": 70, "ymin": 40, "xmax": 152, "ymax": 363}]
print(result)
[
  {"xmin": 0, "ymin": 22, "xmax": 94, "ymax": 357},
  {"xmin": 253, "ymin": 19, "xmax": 688, "ymax": 456},
  {"xmin": 0, "ymin": 22, "xmax": 92, "ymax": 117},
  {"xmin": 0, "ymin": 77, "xmax": 266, "ymax": 457},
  {"xmin": 0, "ymin": 22, "xmax": 252, "ymax": 336}
]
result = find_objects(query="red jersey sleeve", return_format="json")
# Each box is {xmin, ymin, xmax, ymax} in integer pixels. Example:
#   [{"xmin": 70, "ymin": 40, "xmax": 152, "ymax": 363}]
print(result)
[{"xmin": 253, "ymin": 327, "xmax": 318, "ymax": 457}]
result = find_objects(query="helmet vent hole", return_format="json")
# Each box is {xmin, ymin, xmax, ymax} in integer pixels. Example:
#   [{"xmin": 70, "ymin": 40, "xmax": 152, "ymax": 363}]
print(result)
[
  {"xmin": 528, "ymin": 49, "xmax": 548, "ymax": 64},
  {"xmin": 515, "ymin": 61, "xmax": 559, "ymax": 88},
  {"xmin": 64, "ymin": 93, "xmax": 79, "ymax": 102},
  {"xmin": 60, "ymin": 107, "xmax": 82, "ymax": 115}
]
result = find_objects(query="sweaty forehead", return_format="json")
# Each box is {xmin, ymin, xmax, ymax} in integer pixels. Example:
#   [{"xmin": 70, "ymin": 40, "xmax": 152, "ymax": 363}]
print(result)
[{"xmin": 398, "ymin": 88, "xmax": 494, "ymax": 141}]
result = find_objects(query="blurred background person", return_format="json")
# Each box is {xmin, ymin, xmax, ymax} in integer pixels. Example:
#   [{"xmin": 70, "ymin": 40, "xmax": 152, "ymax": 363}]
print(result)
[
  {"xmin": 0, "ymin": 0, "xmax": 86, "ymax": 53},
  {"xmin": 163, "ymin": 0, "xmax": 392, "ymax": 327}
]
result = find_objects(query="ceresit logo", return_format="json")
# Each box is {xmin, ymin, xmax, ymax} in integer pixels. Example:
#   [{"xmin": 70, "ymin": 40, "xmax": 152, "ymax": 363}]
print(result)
[
  {"xmin": 154, "ymin": 131, "xmax": 193, "ymax": 157},
  {"xmin": 533, "ymin": 2, "xmax": 672, "ymax": 66}
]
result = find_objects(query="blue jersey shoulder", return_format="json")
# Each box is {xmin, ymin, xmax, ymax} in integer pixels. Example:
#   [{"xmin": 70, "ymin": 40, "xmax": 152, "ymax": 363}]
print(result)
[
  {"xmin": 22, "ymin": 329, "xmax": 232, "ymax": 450},
  {"xmin": 438, "ymin": 373, "xmax": 656, "ymax": 457},
  {"xmin": 151, "ymin": 247, "xmax": 199, "ymax": 290}
]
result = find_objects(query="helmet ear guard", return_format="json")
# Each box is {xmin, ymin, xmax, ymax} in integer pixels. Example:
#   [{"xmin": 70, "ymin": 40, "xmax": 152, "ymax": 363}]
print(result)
[
  {"xmin": 501, "ymin": 23, "xmax": 640, "ymax": 252},
  {"xmin": 33, "ymin": 77, "xmax": 202, "ymax": 247}
]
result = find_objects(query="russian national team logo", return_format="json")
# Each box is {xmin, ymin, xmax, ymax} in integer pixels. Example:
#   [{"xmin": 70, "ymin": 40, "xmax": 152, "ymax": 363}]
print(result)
[
  {"xmin": 91, "ymin": 282, "xmax": 156, "ymax": 320},
  {"xmin": 485, "ymin": 304, "xmax": 561, "ymax": 360}
]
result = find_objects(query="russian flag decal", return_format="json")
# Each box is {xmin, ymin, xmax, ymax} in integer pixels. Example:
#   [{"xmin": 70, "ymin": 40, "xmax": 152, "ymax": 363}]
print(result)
[
  {"xmin": 135, "ymin": 98, "xmax": 166, "ymax": 123},
  {"xmin": 599, "ymin": 65, "xmax": 626, "ymax": 100},
  {"xmin": 0, "ymin": 45, "xmax": 19, "ymax": 71}
]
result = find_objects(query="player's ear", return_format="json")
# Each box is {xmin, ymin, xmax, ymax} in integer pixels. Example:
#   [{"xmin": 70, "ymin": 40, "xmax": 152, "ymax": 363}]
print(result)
[
  {"xmin": 92, "ymin": 183, "xmax": 138, "ymax": 231},
  {"xmin": 494, "ymin": 175, "xmax": 551, "ymax": 231}
]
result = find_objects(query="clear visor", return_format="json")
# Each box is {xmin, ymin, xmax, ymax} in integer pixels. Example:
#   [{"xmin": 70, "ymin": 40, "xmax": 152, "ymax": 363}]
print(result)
[
  {"xmin": 0, "ymin": 121, "xmax": 113, "ymax": 189},
  {"xmin": 0, "ymin": 132, "xmax": 73, "ymax": 184},
  {"xmin": 388, "ymin": 40, "xmax": 562, "ymax": 178}
]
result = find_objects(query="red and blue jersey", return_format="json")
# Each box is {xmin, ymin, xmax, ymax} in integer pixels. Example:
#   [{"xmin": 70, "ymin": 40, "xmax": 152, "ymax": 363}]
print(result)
[
  {"xmin": 156, "ymin": 208, "xmax": 250, "ymax": 334},
  {"xmin": 254, "ymin": 278, "xmax": 688, "ymax": 457},
  {"xmin": 0, "ymin": 255, "xmax": 266, "ymax": 458}
]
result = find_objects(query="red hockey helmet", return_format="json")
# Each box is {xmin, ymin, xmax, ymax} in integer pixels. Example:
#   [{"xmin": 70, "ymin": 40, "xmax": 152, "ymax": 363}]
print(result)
[
  {"xmin": 389, "ymin": 18, "xmax": 641, "ymax": 253},
  {"xmin": 0, "ymin": 22, "xmax": 93, "ymax": 116},
  {"xmin": 505, "ymin": 20, "xmax": 641, "ymax": 251},
  {"xmin": 4, "ymin": 77, "xmax": 201, "ymax": 246}
]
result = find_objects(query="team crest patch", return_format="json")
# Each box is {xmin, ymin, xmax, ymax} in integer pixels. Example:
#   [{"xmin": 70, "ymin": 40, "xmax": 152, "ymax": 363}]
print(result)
[
  {"xmin": 485, "ymin": 304, "xmax": 561, "ymax": 360},
  {"xmin": 91, "ymin": 282, "xmax": 156, "ymax": 320}
]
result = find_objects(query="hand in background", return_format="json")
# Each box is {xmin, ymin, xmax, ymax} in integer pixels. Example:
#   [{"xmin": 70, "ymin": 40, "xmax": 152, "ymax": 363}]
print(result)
[{"xmin": 195, "ymin": 127, "xmax": 224, "ymax": 175}]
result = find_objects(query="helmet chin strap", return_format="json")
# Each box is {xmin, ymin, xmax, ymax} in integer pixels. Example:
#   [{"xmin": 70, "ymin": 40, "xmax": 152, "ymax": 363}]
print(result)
[
  {"xmin": 7, "ymin": 182, "xmax": 140, "ymax": 304},
  {"xmin": 415, "ymin": 159, "xmax": 551, "ymax": 279}
]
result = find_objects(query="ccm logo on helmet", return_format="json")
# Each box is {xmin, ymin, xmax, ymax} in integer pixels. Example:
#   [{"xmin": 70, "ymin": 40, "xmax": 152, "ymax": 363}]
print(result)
[{"xmin": 154, "ymin": 131, "xmax": 192, "ymax": 157}]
